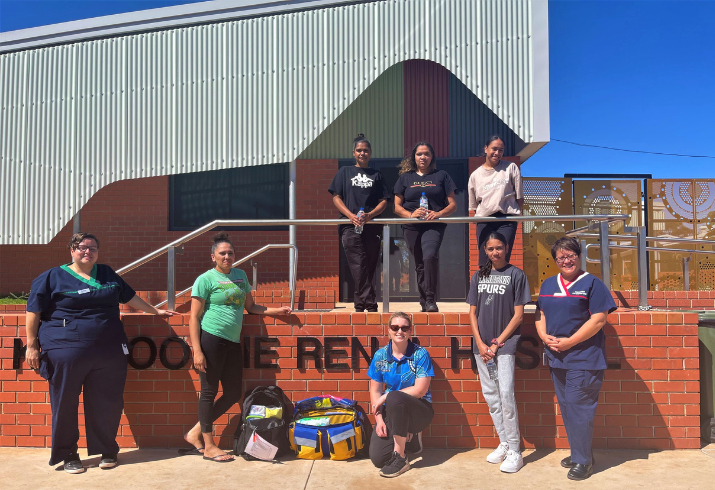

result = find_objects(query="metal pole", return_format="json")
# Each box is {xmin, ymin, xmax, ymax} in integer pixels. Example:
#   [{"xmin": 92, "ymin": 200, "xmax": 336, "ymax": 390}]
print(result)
[
  {"xmin": 252, "ymin": 262, "xmax": 258, "ymax": 291},
  {"xmin": 290, "ymin": 245, "xmax": 297, "ymax": 311},
  {"xmin": 288, "ymin": 160, "xmax": 297, "ymax": 293},
  {"xmin": 382, "ymin": 224, "xmax": 390, "ymax": 313},
  {"xmin": 167, "ymin": 246, "xmax": 176, "ymax": 311},
  {"xmin": 73, "ymin": 211, "xmax": 81, "ymax": 234},
  {"xmin": 599, "ymin": 221, "xmax": 611, "ymax": 290},
  {"xmin": 683, "ymin": 257, "xmax": 690, "ymax": 291},
  {"xmin": 580, "ymin": 239, "xmax": 588, "ymax": 271},
  {"xmin": 637, "ymin": 226, "xmax": 648, "ymax": 309}
]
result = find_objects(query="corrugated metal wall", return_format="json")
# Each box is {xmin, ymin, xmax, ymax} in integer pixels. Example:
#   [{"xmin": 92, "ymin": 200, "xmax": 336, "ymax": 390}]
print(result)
[
  {"xmin": 403, "ymin": 59, "xmax": 450, "ymax": 158},
  {"xmin": 0, "ymin": 0, "xmax": 543, "ymax": 244},
  {"xmin": 298, "ymin": 63, "xmax": 404, "ymax": 159},
  {"xmin": 448, "ymin": 72, "xmax": 526, "ymax": 157}
]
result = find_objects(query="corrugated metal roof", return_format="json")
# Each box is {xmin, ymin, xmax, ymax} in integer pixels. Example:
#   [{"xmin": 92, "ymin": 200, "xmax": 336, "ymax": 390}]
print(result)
[
  {"xmin": 298, "ymin": 62, "xmax": 404, "ymax": 159},
  {"xmin": 0, "ymin": 0, "xmax": 549, "ymax": 244}
]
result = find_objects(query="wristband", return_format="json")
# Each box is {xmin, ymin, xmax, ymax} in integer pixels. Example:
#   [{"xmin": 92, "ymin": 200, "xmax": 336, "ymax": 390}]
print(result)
[{"xmin": 490, "ymin": 338, "xmax": 505, "ymax": 347}]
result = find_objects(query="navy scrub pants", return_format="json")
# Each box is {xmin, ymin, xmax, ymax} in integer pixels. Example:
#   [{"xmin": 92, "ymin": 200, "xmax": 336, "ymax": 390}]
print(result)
[
  {"xmin": 550, "ymin": 368, "xmax": 604, "ymax": 466},
  {"xmin": 41, "ymin": 346, "xmax": 127, "ymax": 466}
]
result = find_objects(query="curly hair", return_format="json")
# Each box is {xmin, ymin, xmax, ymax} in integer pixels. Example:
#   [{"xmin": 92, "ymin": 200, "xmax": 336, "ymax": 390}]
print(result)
[
  {"xmin": 68, "ymin": 232, "xmax": 100, "ymax": 251},
  {"xmin": 398, "ymin": 141, "xmax": 436, "ymax": 175}
]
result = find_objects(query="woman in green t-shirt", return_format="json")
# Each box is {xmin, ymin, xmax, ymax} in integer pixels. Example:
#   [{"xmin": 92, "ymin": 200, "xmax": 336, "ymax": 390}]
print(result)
[{"xmin": 183, "ymin": 232, "xmax": 292, "ymax": 462}]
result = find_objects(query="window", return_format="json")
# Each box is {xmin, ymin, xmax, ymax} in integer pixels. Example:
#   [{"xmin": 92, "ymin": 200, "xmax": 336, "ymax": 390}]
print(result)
[{"xmin": 169, "ymin": 164, "xmax": 288, "ymax": 231}]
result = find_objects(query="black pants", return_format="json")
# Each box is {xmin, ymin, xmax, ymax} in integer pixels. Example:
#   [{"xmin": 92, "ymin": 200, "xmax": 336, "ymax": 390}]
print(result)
[
  {"xmin": 341, "ymin": 224, "xmax": 382, "ymax": 311},
  {"xmin": 42, "ymin": 346, "xmax": 127, "ymax": 466},
  {"xmin": 369, "ymin": 391, "xmax": 434, "ymax": 468},
  {"xmin": 477, "ymin": 213, "xmax": 518, "ymax": 267},
  {"xmin": 403, "ymin": 224, "xmax": 446, "ymax": 305},
  {"xmin": 198, "ymin": 330, "xmax": 244, "ymax": 433}
]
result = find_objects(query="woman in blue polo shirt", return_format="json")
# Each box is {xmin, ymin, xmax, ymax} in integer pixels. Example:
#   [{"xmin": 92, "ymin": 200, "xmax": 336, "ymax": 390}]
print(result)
[
  {"xmin": 367, "ymin": 312, "xmax": 434, "ymax": 478},
  {"xmin": 25, "ymin": 232, "xmax": 177, "ymax": 474},
  {"xmin": 535, "ymin": 237, "xmax": 616, "ymax": 481}
]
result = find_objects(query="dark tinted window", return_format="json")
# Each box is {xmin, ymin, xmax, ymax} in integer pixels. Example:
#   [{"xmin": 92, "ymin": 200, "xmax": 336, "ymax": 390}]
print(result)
[{"xmin": 169, "ymin": 164, "xmax": 288, "ymax": 230}]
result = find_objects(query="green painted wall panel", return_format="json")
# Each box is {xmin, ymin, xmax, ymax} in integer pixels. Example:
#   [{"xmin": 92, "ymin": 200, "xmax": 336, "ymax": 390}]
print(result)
[{"xmin": 298, "ymin": 63, "xmax": 404, "ymax": 160}]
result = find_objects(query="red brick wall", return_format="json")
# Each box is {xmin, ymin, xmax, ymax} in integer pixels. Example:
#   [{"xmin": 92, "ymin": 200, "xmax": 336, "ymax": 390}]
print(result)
[
  {"xmin": 0, "ymin": 310, "xmax": 700, "ymax": 450},
  {"xmin": 613, "ymin": 290, "xmax": 715, "ymax": 310},
  {"xmin": 0, "ymin": 160, "xmax": 340, "ymax": 297},
  {"xmin": 467, "ymin": 156, "xmax": 524, "ymax": 277}
]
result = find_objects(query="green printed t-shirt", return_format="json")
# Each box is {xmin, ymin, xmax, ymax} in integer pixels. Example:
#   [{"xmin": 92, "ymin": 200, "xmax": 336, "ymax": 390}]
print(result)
[{"xmin": 191, "ymin": 268, "xmax": 251, "ymax": 343}]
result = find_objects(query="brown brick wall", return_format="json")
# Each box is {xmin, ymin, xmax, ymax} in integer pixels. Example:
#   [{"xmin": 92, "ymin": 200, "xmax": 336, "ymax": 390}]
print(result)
[{"xmin": 0, "ymin": 310, "xmax": 700, "ymax": 450}]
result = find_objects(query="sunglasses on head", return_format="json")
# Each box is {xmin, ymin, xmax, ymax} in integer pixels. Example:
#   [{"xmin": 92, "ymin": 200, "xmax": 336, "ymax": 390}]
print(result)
[{"xmin": 389, "ymin": 324, "xmax": 411, "ymax": 332}]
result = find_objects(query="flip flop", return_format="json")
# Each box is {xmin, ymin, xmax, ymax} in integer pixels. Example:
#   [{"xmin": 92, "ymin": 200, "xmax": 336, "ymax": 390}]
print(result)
[
  {"xmin": 203, "ymin": 454, "xmax": 234, "ymax": 463},
  {"xmin": 178, "ymin": 447, "xmax": 204, "ymax": 456}
]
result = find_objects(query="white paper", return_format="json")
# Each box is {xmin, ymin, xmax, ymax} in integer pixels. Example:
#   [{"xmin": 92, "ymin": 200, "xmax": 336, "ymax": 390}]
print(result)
[{"xmin": 244, "ymin": 431, "xmax": 278, "ymax": 461}]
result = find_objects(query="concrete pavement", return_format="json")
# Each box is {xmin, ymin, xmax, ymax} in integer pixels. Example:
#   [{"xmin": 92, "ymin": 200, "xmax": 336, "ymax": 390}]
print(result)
[{"xmin": 2, "ymin": 446, "xmax": 714, "ymax": 490}]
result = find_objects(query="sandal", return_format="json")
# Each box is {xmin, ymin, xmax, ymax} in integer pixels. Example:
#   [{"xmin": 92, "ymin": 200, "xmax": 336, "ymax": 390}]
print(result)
[
  {"xmin": 203, "ymin": 454, "xmax": 234, "ymax": 463},
  {"xmin": 178, "ymin": 447, "xmax": 204, "ymax": 456}
]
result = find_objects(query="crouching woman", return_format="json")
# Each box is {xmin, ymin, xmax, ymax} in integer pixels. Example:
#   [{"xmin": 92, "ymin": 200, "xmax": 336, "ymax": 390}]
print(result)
[{"xmin": 367, "ymin": 312, "xmax": 434, "ymax": 477}]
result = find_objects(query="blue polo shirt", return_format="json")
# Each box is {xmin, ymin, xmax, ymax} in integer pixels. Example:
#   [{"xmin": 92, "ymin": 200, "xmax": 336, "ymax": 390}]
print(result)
[
  {"xmin": 536, "ymin": 272, "xmax": 617, "ymax": 370},
  {"xmin": 367, "ymin": 340, "xmax": 434, "ymax": 403},
  {"xmin": 27, "ymin": 263, "xmax": 136, "ymax": 351}
]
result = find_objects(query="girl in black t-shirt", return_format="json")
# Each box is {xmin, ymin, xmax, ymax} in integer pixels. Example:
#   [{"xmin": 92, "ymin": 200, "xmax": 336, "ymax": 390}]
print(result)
[
  {"xmin": 393, "ymin": 141, "xmax": 457, "ymax": 312},
  {"xmin": 328, "ymin": 134, "xmax": 391, "ymax": 312}
]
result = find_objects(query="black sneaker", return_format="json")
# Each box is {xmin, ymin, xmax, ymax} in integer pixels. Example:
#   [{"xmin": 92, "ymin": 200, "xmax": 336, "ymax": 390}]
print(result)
[
  {"xmin": 63, "ymin": 454, "xmax": 85, "ymax": 474},
  {"xmin": 405, "ymin": 432, "xmax": 423, "ymax": 455},
  {"xmin": 99, "ymin": 454, "xmax": 118, "ymax": 469},
  {"xmin": 425, "ymin": 301, "xmax": 439, "ymax": 312},
  {"xmin": 379, "ymin": 451, "xmax": 410, "ymax": 478}
]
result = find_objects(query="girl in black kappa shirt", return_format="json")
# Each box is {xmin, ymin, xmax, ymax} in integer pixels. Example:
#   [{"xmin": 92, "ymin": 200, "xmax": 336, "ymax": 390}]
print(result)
[
  {"xmin": 393, "ymin": 141, "xmax": 457, "ymax": 312},
  {"xmin": 328, "ymin": 134, "xmax": 391, "ymax": 312}
]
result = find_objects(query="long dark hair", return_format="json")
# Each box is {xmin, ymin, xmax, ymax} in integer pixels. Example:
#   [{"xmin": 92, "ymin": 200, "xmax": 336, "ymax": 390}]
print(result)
[
  {"xmin": 479, "ymin": 231, "xmax": 509, "ymax": 279},
  {"xmin": 398, "ymin": 141, "xmax": 436, "ymax": 175}
]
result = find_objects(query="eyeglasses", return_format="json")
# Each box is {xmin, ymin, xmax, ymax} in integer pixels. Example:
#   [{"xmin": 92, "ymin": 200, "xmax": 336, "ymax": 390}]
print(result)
[
  {"xmin": 76, "ymin": 246, "xmax": 98, "ymax": 253},
  {"xmin": 555, "ymin": 254, "xmax": 578, "ymax": 264},
  {"xmin": 389, "ymin": 325, "xmax": 411, "ymax": 332}
]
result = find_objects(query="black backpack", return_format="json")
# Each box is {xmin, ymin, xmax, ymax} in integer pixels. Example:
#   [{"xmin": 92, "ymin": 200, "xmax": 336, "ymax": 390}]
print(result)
[{"xmin": 233, "ymin": 385, "xmax": 294, "ymax": 460}]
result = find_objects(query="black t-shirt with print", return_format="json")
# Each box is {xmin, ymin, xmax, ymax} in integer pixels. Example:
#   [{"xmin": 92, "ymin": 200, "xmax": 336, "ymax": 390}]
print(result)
[
  {"xmin": 393, "ymin": 169, "xmax": 457, "ymax": 231},
  {"xmin": 328, "ymin": 165, "xmax": 391, "ymax": 219}
]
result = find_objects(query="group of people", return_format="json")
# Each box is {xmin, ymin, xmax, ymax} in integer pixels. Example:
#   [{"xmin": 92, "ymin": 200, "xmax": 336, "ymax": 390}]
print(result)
[
  {"xmin": 330, "ymin": 133, "xmax": 522, "ymax": 313},
  {"xmin": 25, "ymin": 134, "xmax": 615, "ymax": 482}
]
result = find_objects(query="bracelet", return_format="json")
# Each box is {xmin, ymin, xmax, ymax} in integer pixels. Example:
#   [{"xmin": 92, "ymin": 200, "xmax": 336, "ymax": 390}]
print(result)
[{"xmin": 490, "ymin": 338, "xmax": 505, "ymax": 347}]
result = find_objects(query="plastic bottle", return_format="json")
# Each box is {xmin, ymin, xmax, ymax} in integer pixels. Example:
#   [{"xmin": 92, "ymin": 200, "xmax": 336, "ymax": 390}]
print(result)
[
  {"xmin": 486, "ymin": 358, "xmax": 498, "ymax": 381},
  {"xmin": 355, "ymin": 208, "xmax": 365, "ymax": 234},
  {"xmin": 419, "ymin": 192, "xmax": 428, "ymax": 220}
]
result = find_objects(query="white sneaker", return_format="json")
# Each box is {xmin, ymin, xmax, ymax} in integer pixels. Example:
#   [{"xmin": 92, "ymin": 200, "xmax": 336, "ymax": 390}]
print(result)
[
  {"xmin": 500, "ymin": 450, "xmax": 524, "ymax": 473},
  {"xmin": 486, "ymin": 442, "xmax": 509, "ymax": 464}
]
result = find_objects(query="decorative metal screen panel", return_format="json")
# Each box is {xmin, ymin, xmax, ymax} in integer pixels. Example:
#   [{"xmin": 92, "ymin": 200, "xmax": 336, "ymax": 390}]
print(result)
[
  {"xmin": 574, "ymin": 180, "xmax": 643, "ymax": 291},
  {"xmin": 522, "ymin": 178, "xmax": 573, "ymax": 298},
  {"xmin": 647, "ymin": 179, "xmax": 715, "ymax": 291}
]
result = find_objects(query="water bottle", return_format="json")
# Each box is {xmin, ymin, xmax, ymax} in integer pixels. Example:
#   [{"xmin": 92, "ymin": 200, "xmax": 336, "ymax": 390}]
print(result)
[
  {"xmin": 486, "ymin": 358, "xmax": 498, "ymax": 381},
  {"xmin": 355, "ymin": 207, "xmax": 365, "ymax": 234},
  {"xmin": 419, "ymin": 192, "xmax": 428, "ymax": 219}
]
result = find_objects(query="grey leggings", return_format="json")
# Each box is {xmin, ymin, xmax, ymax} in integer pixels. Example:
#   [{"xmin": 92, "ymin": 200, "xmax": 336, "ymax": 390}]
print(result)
[{"xmin": 475, "ymin": 353, "xmax": 521, "ymax": 451}]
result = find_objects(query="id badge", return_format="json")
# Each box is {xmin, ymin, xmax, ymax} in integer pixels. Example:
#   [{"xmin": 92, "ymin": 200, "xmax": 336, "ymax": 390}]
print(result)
[{"xmin": 122, "ymin": 343, "xmax": 129, "ymax": 355}]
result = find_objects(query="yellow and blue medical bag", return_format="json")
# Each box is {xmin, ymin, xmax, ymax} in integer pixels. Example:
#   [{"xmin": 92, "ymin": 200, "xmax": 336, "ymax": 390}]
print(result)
[{"xmin": 289, "ymin": 395, "xmax": 371, "ymax": 460}]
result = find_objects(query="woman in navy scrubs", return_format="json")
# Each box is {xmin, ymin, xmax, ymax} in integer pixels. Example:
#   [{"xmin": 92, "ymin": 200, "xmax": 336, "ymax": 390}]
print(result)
[
  {"xmin": 535, "ymin": 237, "xmax": 616, "ymax": 481},
  {"xmin": 25, "ymin": 232, "xmax": 177, "ymax": 474},
  {"xmin": 393, "ymin": 141, "xmax": 457, "ymax": 312}
]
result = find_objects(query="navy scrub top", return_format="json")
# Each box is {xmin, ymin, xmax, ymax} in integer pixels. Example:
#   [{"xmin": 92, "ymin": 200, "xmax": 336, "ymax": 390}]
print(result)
[
  {"xmin": 27, "ymin": 264, "xmax": 136, "ymax": 351},
  {"xmin": 536, "ymin": 272, "xmax": 617, "ymax": 370}
]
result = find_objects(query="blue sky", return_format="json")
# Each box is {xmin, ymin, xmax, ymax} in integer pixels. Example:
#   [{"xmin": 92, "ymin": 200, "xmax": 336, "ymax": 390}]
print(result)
[{"xmin": 1, "ymin": 0, "xmax": 713, "ymax": 179}]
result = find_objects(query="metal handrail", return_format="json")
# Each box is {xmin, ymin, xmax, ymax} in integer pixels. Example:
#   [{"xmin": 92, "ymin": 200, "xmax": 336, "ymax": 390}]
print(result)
[
  {"xmin": 568, "ymin": 232, "xmax": 715, "ymax": 247},
  {"xmin": 584, "ymin": 243, "xmax": 715, "ymax": 262},
  {"xmin": 115, "ymin": 214, "xmax": 628, "ymax": 313},
  {"xmin": 154, "ymin": 244, "xmax": 298, "ymax": 310}
]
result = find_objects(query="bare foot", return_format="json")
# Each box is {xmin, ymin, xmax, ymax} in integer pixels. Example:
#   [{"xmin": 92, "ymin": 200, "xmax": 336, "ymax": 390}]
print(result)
[
  {"xmin": 202, "ymin": 446, "xmax": 234, "ymax": 461},
  {"xmin": 184, "ymin": 431, "xmax": 204, "ymax": 452}
]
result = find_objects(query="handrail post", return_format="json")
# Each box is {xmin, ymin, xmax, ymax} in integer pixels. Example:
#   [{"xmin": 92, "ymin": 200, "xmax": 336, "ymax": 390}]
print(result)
[
  {"xmin": 252, "ymin": 261, "xmax": 258, "ymax": 291},
  {"xmin": 290, "ymin": 245, "xmax": 297, "ymax": 311},
  {"xmin": 288, "ymin": 160, "xmax": 297, "ymax": 294},
  {"xmin": 683, "ymin": 257, "xmax": 690, "ymax": 291},
  {"xmin": 167, "ymin": 246, "xmax": 176, "ymax": 311},
  {"xmin": 637, "ymin": 226, "xmax": 649, "ymax": 309},
  {"xmin": 599, "ymin": 221, "xmax": 611, "ymax": 290},
  {"xmin": 580, "ymin": 239, "xmax": 588, "ymax": 271},
  {"xmin": 382, "ymin": 224, "xmax": 390, "ymax": 313}
]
